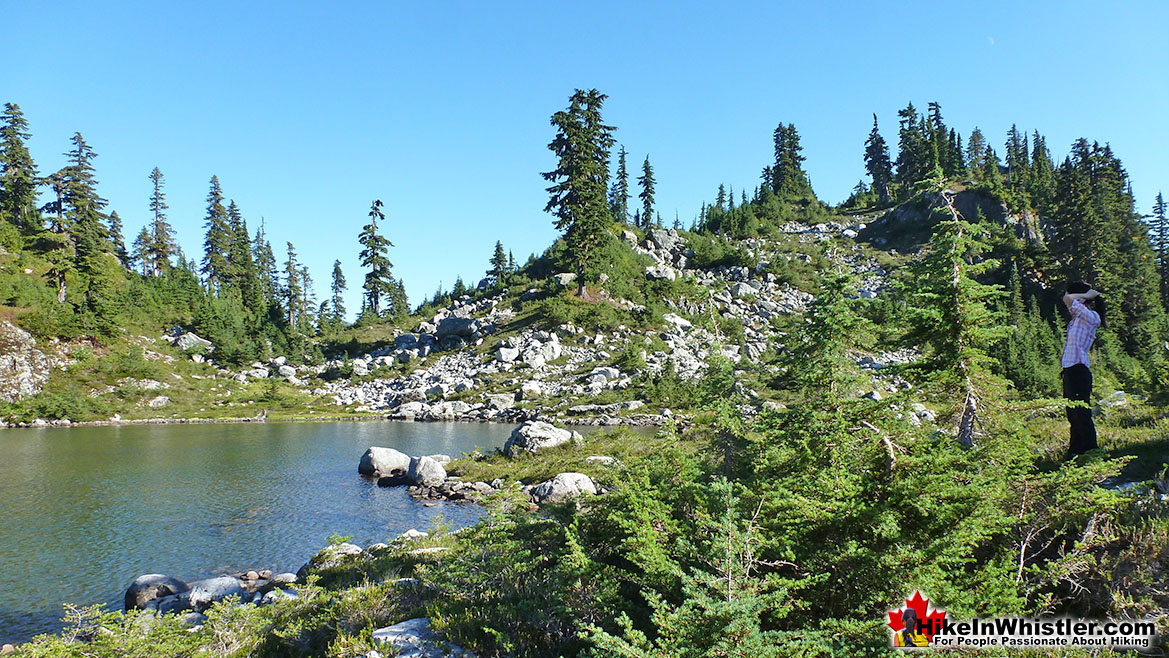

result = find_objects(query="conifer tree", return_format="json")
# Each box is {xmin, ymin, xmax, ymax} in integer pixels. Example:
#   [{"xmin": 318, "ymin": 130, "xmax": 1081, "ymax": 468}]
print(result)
[
  {"xmin": 330, "ymin": 259, "xmax": 347, "ymax": 323},
  {"xmin": 146, "ymin": 167, "xmax": 175, "ymax": 276},
  {"xmin": 863, "ymin": 113, "xmax": 892, "ymax": 204},
  {"xmin": 132, "ymin": 226, "xmax": 151, "ymax": 276},
  {"xmin": 1027, "ymin": 132, "xmax": 1056, "ymax": 217},
  {"xmin": 201, "ymin": 176, "xmax": 231, "ymax": 292},
  {"xmin": 283, "ymin": 241, "xmax": 302, "ymax": 327},
  {"xmin": 609, "ymin": 145, "xmax": 630, "ymax": 223},
  {"xmin": 507, "ymin": 250, "xmax": 516, "ymax": 275},
  {"xmin": 982, "ymin": 146, "xmax": 1004, "ymax": 196},
  {"xmin": 542, "ymin": 88, "xmax": 616, "ymax": 296},
  {"xmin": 771, "ymin": 123, "xmax": 812, "ymax": 197},
  {"xmin": 966, "ymin": 127, "xmax": 987, "ymax": 180},
  {"xmin": 106, "ymin": 210, "xmax": 128, "ymax": 268},
  {"xmin": 358, "ymin": 199, "xmax": 394, "ymax": 316},
  {"xmin": 895, "ymin": 102, "xmax": 926, "ymax": 186},
  {"xmin": 225, "ymin": 201, "xmax": 263, "ymax": 318},
  {"xmin": 1152, "ymin": 192, "xmax": 1168, "ymax": 309},
  {"xmin": 488, "ymin": 240, "xmax": 508, "ymax": 285},
  {"xmin": 638, "ymin": 156, "xmax": 655, "ymax": 229},
  {"xmin": 253, "ymin": 219, "xmax": 278, "ymax": 301},
  {"xmin": 902, "ymin": 196, "xmax": 1008, "ymax": 448},
  {"xmin": 0, "ymin": 103, "xmax": 40, "ymax": 229}
]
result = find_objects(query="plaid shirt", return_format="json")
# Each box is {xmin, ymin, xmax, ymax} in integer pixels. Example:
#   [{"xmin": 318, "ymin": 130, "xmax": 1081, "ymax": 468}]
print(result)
[{"xmin": 1061, "ymin": 298, "xmax": 1100, "ymax": 368}]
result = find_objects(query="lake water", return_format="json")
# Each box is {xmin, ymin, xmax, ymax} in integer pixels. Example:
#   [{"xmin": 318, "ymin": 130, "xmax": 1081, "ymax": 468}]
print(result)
[{"xmin": 0, "ymin": 420, "xmax": 521, "ymax": 643}]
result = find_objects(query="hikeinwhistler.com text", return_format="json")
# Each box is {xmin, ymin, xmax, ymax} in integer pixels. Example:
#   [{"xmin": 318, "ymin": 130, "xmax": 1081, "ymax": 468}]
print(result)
[{"xmin": 918, "ymin": 617, "xmax": 1158, "ymax": 650}]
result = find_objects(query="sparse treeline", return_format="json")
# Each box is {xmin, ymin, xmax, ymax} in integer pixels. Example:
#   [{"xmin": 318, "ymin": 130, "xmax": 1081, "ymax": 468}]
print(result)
[{"xmin": 0, "ymin": 101, "xmax": 421, "ymax": 365}]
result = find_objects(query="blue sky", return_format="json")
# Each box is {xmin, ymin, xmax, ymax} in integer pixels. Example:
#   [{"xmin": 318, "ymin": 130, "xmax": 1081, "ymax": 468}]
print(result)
[{"xmin": 3, "ymin": 1, "xmax": 1166, "ymax": 318}]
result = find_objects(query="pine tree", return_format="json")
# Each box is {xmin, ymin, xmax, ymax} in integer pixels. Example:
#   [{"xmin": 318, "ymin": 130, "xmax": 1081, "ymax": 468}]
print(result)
[
  {"xmin": 966, "ymin": 127, "xmax": 987, "ymax": 180},
  {"xmin": 771, "ymin": 123, "xmax": 812, "ymax": 197},
  {"xmin": 132, "ymin": 226, "xmax": 151, "ymax": 276},
  {"xmin": 902, "ymin": 196, "xmax": 1008, "ymax": 448},
  {"xmin": 283, "ymin": 242, "xmax": 302, "ymax": 327},
  {"xmin": 1027, "ymin": 132, "xmax": 1056, "ymax": 217},
  {"xmin": 60, "ymin": 133, "xmax": 119, "ymax": 335},
  {"xmin": 330, "ymin": 259, "xmax": 347, "ymax": 323},
  {"xmin": 253, "ymin": 219, "xmax": 278, "ymax": 301},
  {"xmin": 107, "ymin": 211, "xmax": 128, "ymax": 268},
  {"xmin": 507, "ymin": 250, "xmax": 516, "ymax": 275},
  {"xmin": 0, "ymin": 103, "xmax": 40, "ymax": 229},
  {"xmin": 1004, "ymin": 125, "xmax": 1030, "ymax": 211},
  {"xmin": 982, "ymin": 146, "xmax": 1004, "ymax": 196},
  {"xmin": 225, "ymin": 201, "xmax": 263, "ymax": 318},
  {"xmin": 146, "ymin": 167, "xmax": 175, "ymax": 276},
  {"xmin": 609, "ymin": 145, "xmax": 630, "ymax": 223},
  {"xmin": 542, "ymin": 88, "xmax": 616, "ymax": 296},
  {"xmin": 1152, "ymin": 192, "xmax": 1168, "ymax": 309},
  {"xmin": 895, "ymin": 102, "xmax": 926, "ymax": 186},
  {"xmin": 201, "ymin": 176, "xmax": 231, "ymax": 291},
  {"xmin": 488, "ymin": 240, "xmax": 508, "ymax": 285},
  {"xmin": 358, "ymin": 199, "xmax": 394, "ymax": 316},
  {"xmin": 638, "ymin": 156, "xmax": 655, "ymax": 229},
  {"xmin": 863, "ymin": 113, "xmax": 893, "ymax": 204}
]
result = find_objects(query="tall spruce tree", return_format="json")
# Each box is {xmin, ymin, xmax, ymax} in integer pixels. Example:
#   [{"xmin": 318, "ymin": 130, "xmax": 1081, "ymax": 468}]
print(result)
[
  {"xmin": 863, "ymin": 113, "xmax": 892, "ymax": 204},
  {"xmin": 146, "ymin": 167, "xmax": 175, "ymax": 276},
  {"xmin": 966, "ymin": 127, "xmax": 987, "ymax": 180},
  {"xmin": 488, "ymin": 240, "xmax": 508, "ymax": 285},
  {"xmin": 902, "ymin": 195, "xmax": 1008, "ymax": 448},
  {"xmin": 542, "ymin": 88, "xmax": 615, "ymax": 296},
  {"xmin": 330, "ymin": 259, "xmax": 347, "ymax": 324},
  {"xmin": 0, "ymin": 103, "xmax": 40, "ymax": 229},
  {"xmin": 609, "ymin": 145, "xmax": 630, "ymax": 223},
  {"xmin": 771, "ymin": 123, "xmax": 811, "ymax": 197},
  {"xmin": 638, "ymin": 155, "xmax": 655, "ymax": 229},
  {"xmin": 358, "ymin": 199, "xmax": 394, "ymax": 316},
  {"xmin": 283, "ymin": 242, "xmax": 302, "ymax": 327},
  {"xmin": 201, "ymin": 175, "xmax": 231, "ymax": 292},
  {"xmin": 253, "ymin": 219, "xmax": 278, "ymax": 301},
  {"xmin": 895, "ymin": 102, "xmax": 927, "ymax": 186},
  {"xmin": 107, "ymin": 210, "xmax": 127, "ymax": 268},
  {"xmin": 1152, "ymin": 192, "xmax": 1168, "ymax": 310},
  {"xmin": 132, "ymin": 226, "xmax": 151, "ymax": 276}
]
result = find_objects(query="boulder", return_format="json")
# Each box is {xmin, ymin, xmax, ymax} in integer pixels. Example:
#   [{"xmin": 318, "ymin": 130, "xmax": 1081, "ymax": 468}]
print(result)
[
  {"xmin": 530, "ymin": 472, "xmax": 597, "ymax": 504},
  {"xmin": 435, "ymin": 317, "xmax": 479, "ymax": 339},
  {"xmin": 496, "ymin": 346, "xmax": 520, "ymax": 363},
  {"xmin": 519, "ymin": 380, "xmax": 544, "ymax": 399},
  {"xmin": 147, "ymin": 395, "xmax": 170, "ymax": 408},
  {"xmin": 277, "ymin": 364, "xmax": 296, "ymax": 378},
  {"xmin": 0, "ymin": 320, "xmax": 54, "ymax": 403},
  {"xmin": 359, "ymin": 446, "xmax": 412, "ymax": 477},
  {"xmin": 648, "ymin": 228, "xmax": 679, "ymax": 252},
  {"xmin": 408, "ymin": 456, "xmax": 447, "ymax": 488},
  {"xmin": 125, "ymin": 574, "xmax": 189, "ymax": 611},
  {"xmin": 372, "ymin": 617, "xmax": 471, "ymax": 658},
  {"xmin": 176, "ymin": 332, "xmax": 213, "ymax": 352},
  {"xmin": 244, "ymin": 367, "xmax": 269, "ymax": 379},
  {"xmin": 503, "ymin": 421, "xmax": 573, "ymax": 456},
  {"xmin": 730, "ymin": 282, "xmax": 755, "ymax": 298},
  {"xmin": 187, "ymin": 576, "xmax": 247, "ymax": 612},
  {"xmin": 297, "ymin": 542, "xmax": 364, "ymax": 579},
  {"xmin": 553, "ymin": 272, "xmax": 577, "ymax": 287},
  {"xmin": 485, "ymin": 393, "xmax": 515, "ymax": 410},
  {"xmin": 662, "ymin": 313, "xmax": 692, "ymax": 330},
  {"xmin": 646, "ymin": 264, "xmax": 677, "ymax": 281}
]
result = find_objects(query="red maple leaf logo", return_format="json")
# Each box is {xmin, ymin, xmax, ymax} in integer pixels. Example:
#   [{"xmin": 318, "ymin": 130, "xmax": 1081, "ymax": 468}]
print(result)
[{"xmin": 887, "ymin": 591, "xmax": 947, "ymax": 641}]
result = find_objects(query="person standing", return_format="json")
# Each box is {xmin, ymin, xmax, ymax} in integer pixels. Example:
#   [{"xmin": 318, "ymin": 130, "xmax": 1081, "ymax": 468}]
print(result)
[{"xmin": 1061, "ymin": 282, "xmax": 1102, "ymax": 458}]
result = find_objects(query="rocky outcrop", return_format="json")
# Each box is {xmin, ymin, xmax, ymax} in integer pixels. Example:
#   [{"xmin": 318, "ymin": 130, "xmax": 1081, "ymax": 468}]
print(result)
[
  {"xmin": 0, "ymin": 320, "xmax": 55, "ymax": 403},
  {"xmin": 125, "ymin": 569, "xmax": 298, "ymax": 617},
  {"xmin": 124, "ymin": 574, "xmax": 189, "ymax": 611},
  {"xmin": 503, "ymin": 421, "xmax": 577, "ymax": 456},
  {"xmin": 372, "ymin": 617, "xmax": 474, "ymax": 658}
]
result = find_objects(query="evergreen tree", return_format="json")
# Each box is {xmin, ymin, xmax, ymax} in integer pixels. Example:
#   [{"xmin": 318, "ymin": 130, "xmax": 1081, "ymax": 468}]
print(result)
[
  {"xmin": 200, "ymin": 175, "xmax": 231, "ymax": 291},
  {"xmin": 146, "ymin": 167, "xmax": 175, "ymax": 276},
  {"xmin": 488, "ymin": 240, "xmax": 508, "ymax": 285},
  {"xmin": 330, "ymin": 259, "xmax": 347, "ymax": 323},
  {"xmin": 225, "ymin": 201, "xmax": 264, "ymax": 319},
  {"xmin": 60, "ymin": 133, "xmax": 119, "ymax": 336},
  {"xmin": 982, "ymin": 146, "xmax": 1004, "ymax": 196},
  {"xmin": 902, "ymin": 197, "xmax": 1008, "ymax": 448},
  {"xmin": 358, "ymin": 199, "xmax": 394, "ymax": 316},
  {"xmin": 895, "ymin": 102, "xmax": 927, "ymax": 186},
  {"xmin": 507, "ymin": 250, "xmax": 516, "ymax": 275},
  {"xmin": 253, "ymin": 219, "xmax": 278, "ymax": 301},
  {"xmin": 132, "ymin": 226, "xmax": 151, "ymax": 276},
  {"xmin": 966, "ymin": 127, "xmax": 987, "ymax": 180},
  {"xmin": 1027, "ymin": 132, "xmax": 1056, "ymax": 217},
  {"xmin": 1004, "ymin": 125, "xmax": 1030, "ymax": 211},
  {"xmin": 0, "ymin": 103, "xmax": 40, "ymax": 229},
  {"xmin": 609, "ymin": 145, "xmax": 630, "ymax": 223},
  {"xmin": 542, "ymin": 88, "xmax": 616, "ymax": 296},
  {"xmin": 283, "ymin": 242, "xmax": 302, "ymax": 327},
  {"xmin": 638, "ymin": 156, "xmax": 655, "ymax": 229},
  {"xmin": 1152, "ymin": 192, "xmax": 1168, "ymax": 309},
  {"xmin": 107, "ymin": 211, "xmax": 128, "ymax": 268},
  {"xmin": 863, "ymin": 113, "xmax": 892, "ymax": 204},
  {"xmin": 771, "ymin": 123, "xmax": 811, "ymax": 197}
]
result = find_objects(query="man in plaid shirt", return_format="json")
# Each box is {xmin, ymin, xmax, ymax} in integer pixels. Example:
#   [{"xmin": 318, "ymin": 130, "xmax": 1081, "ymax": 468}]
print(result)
[{"xmin": 1061, "ymin": 282, "xmax": 1102, "ymax": 458}]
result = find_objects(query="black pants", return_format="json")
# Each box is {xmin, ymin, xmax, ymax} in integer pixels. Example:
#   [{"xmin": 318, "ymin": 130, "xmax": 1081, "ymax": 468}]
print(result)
[{"xmin": 1062, "ymin": 364, "xmax": 1097, "ymax": 456}]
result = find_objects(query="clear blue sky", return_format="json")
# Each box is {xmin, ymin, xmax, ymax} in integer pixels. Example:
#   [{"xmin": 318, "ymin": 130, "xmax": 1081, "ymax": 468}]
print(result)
[{"xmin": 4, "ymin": 1, "xmax": 1166, "ymax": 318}]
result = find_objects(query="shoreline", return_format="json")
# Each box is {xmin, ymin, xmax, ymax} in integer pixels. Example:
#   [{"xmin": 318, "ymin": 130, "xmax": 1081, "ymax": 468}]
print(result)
[{"xmin": 0, "ymin": 410, "xmax": 674, "ymax": 430}]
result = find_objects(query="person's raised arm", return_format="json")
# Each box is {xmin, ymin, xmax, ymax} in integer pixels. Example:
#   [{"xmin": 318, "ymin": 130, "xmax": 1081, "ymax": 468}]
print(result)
[{"xmin": 1063, "ymin": 289, "xmax": 1100, "ymax": 308}]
